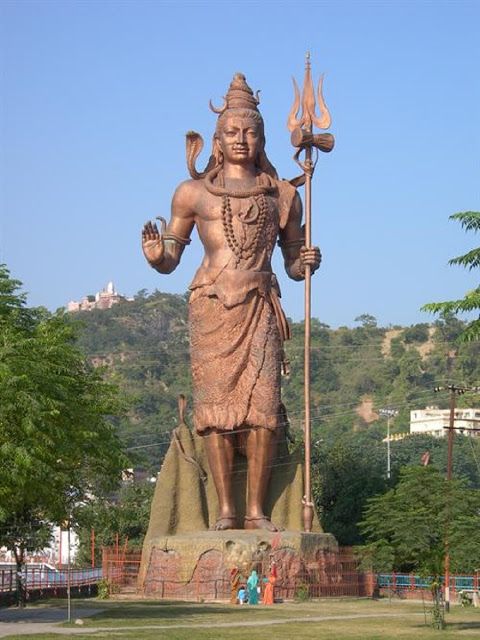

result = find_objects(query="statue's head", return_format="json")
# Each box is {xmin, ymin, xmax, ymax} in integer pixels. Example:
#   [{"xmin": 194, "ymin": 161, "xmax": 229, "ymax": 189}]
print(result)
[
  {"xmin": 210, "ymin": 74, "xmax": 277, "ymax": 178},
  {"xmin": 186, "ymin": 73, "xmax": 277, "ymax": 180}
]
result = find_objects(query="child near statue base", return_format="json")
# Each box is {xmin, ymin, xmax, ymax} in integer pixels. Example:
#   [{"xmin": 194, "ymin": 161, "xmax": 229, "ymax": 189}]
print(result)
[{"xmin": 237, "ymin": 585, "xmax": 247, "ymax": 605}]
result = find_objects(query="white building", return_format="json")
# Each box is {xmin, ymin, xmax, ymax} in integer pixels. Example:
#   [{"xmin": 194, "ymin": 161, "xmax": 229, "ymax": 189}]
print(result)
[
  {"xmin": 67, "ymin": 281, "xmax": 133, "ymax": 312},
  {"xmin": 0, "ymin": 526, "xmax": 79, "ymax": 567},
  {"xmin": 50, "ymin": 526, "xmax": 80, "ymax": 566},
  {"xmin": 410, "ymin": 406, "xmax": 480, "ymax": 438}
]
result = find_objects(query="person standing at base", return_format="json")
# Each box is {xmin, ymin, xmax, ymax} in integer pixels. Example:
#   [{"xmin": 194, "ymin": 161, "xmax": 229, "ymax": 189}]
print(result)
[
  {"xmin": 230, "ymin": 567, "xmax": 241, "ymax": 604},
  {"xmin": 247, "ymin": 569, "xmax": 259, "ymax": 605},
  {"xmin": 262, "ymin": 565, "xmax": 277, "ymax": 605}
]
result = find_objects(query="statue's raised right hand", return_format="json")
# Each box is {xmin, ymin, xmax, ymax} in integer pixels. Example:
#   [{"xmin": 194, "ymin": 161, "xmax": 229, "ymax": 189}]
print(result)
[{"xmin": 142, "ymin": 218, "xmax": 165, "ymax": 266}]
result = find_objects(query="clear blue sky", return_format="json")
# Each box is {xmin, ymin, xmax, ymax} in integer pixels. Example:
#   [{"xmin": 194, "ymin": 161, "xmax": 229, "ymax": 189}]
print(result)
[{"xmin": 1, "ymin": 0, "xmax": 479, "ymax": 327}]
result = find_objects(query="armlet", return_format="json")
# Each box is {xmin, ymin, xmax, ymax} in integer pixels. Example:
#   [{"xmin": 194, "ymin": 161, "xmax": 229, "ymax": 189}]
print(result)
[
  {"xmin": 277, "ymin": 238, "xmax": 304, "ymax": 249},
  {"xmin": 163, "ymin": 233, "xmax": 191, "ymax": 246}
]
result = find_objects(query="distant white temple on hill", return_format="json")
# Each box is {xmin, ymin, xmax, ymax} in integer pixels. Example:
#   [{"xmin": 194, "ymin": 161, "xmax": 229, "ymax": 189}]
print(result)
[{"xmin": 67, "ymin": 281, "xmax": 133, "ymax": 312}]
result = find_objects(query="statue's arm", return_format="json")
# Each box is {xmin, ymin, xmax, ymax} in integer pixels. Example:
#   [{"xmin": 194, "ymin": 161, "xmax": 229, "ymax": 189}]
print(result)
[
  {"xmin": 279, "ymin": 191, "xmax": 321, "ymax": 281},
  {"xmin": 142, "ymin": 181, "xmax": 196, "ymax": 274}
]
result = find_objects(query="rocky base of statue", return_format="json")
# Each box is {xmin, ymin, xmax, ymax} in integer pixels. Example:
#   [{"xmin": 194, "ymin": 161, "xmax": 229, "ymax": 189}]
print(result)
[
  {"xmin": 138, "ymin": 409, "xmax": 336, "ymax": 596},
  {"xmin": 138, "ymin": 530, "xmax": 340, "ymax": 600},
  {"xmin": 141, "ymin": 413, "xmax": 324, "ymax": 534}
]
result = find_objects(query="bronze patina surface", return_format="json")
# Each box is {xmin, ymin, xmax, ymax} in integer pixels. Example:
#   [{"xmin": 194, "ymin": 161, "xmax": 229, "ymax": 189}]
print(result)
[{"xmin": 142, "ymin": 73, "xmax": 321, "ymax": 532}]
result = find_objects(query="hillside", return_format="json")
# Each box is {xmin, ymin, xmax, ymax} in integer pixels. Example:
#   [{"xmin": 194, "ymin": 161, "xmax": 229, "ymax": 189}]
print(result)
[
  {"xmin": 71, "ymin": 291, "xmax": 480, "ymax": 544},
  {"xmin": 72, "ymin": 291, "xmax": 480, "ymax": 464}
]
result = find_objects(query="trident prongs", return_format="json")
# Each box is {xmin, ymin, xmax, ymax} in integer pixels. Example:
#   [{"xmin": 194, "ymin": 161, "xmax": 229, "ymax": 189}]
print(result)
[{"xmin": 287, "ymin": 52, "xmax": 332, "ymax": 134}]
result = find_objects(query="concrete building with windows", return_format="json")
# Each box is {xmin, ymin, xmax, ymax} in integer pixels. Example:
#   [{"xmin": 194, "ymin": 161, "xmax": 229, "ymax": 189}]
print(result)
[{"xmin": 410, "ymin": 406, "xmax": 480, "ymax": 438}]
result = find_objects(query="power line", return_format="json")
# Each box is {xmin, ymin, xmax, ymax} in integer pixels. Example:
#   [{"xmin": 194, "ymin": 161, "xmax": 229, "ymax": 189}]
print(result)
[
  {"xmin": 82, "ymin": 337, "xmax": 480, "ymax": 358},
  {"xmin": 121, "ymin": 384, "xmax": 477, "ymax": 432}
]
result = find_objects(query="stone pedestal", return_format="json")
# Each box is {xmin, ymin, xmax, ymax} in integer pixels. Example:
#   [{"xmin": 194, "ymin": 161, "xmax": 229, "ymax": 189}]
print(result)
[
  {"xmin": 138, "ymin": 417, "xmax": 340, "ymax": 600},
  {"xmin": 139, "ymin": 530, "xmax": 338, "ymax": 600}
]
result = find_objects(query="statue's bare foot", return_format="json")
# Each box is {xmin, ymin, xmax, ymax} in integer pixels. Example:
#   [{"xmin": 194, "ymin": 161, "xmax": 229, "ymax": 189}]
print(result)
[
  {"xmin": 211, "ymin": 516, "xmax": 238, "ymax": 531},
  {"xmin": 244, "ymin": 516, "xmax": 283, "ymax": 532}
]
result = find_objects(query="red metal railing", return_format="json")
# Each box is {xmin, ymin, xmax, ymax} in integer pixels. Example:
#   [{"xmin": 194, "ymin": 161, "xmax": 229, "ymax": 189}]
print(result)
[
  {"xmin": 0, "ymin": 570, "xmax": 14, "ymax": 593},
  {"xmin": 102, "ymin": 546, "xmax": 375, "ymax": 601}
]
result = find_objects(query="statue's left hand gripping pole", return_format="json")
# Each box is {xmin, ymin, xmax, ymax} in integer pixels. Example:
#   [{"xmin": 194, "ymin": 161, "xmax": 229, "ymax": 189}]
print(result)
[{"xmin": 287, "ymin": 53, "xmax": 334, "ymax": 532}]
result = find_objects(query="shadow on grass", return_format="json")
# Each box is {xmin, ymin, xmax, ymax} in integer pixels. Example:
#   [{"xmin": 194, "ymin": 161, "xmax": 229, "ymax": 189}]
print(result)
[
  {"xmin": 447, "ymin": 621, "xmax": 480, "ymax": 631},
  {"xmin": 88, "ymin": 601, "xmax": 242, "ymax": 622}
]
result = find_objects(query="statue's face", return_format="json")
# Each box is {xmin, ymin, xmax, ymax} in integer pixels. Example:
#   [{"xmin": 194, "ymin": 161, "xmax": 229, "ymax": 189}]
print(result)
[{"xmin": 217, "ymin": 116, "xmax": 263, "ymax": 166}]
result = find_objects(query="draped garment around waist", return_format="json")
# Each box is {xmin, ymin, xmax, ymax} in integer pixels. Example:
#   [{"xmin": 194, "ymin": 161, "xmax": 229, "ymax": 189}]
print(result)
[{"xmin": 188, "ymin": 267, "xmax": 290, "ymax": 433}]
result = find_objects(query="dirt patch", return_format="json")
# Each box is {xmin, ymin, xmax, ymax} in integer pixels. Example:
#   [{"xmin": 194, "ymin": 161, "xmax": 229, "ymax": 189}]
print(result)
[
  {"xmin": 381, "ymin": 330, "xmax": 402, "ymax": 357},
  {"xmin": 355, "ymin": 397, "xmax": 378, "ymax": 424},
  {"xmin": 415, "ymin": 326, "xmax": 436, "ymax": 360},
  {"xmin": 382, "ymin": 327, "xmax": 436, "ymax": 361}
]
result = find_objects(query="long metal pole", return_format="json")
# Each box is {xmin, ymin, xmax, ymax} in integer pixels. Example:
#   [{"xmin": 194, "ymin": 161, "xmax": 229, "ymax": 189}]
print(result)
[
  {"xmin": 379, "ymin": 408, "xmax": 397, "ymax": 480},
  {"xmin": 67, "ymin": 522, "xmax": 71, "ymax": 623},
  {"xmin": 303, "ymin": 144, "xmax": 314, "ymax": 533},
  {"xmin": 387, "ymin": 416, "xmax": 391, "ymax": 480},
  {"xmin": 444, "ymin": 389, "xmax": 455, "ymax": 613},
  {"xmin": 446, "ymin": 390, "xmax": 455, "ymax": 482},
  {"xmin": 58, "ymin": 527, "xmax": 62, "ymax": 569},
  {"xmin": 287, "ymin": 54, "xmax": 334, "ymax": 532}
]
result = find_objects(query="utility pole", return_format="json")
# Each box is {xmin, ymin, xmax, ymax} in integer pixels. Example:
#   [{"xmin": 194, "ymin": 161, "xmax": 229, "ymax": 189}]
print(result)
[
  {"xmin": 379, "ymin": 408, "xmax": 398, "ymax": 480},
  {"xmin": 67, "ymin": 517, "xmax": 71, "ymax": 623},
  {"xmin": 91, "ymin": 529, "xmax": 95, "ymax": 569},
  {"xmin": 433, "ymin": 384, "xmax": 468, "ymax": 613}
]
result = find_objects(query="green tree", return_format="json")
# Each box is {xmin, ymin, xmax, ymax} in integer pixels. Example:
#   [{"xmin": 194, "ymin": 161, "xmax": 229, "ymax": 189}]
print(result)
[
  {"xmin": 354, "ymin": 314, "xmax": 378, "ymax": 329},
  {"xmin": 403, "ymin": 323, "xmax": 430, "ymax": 344},
  {"xmin": 75, "ymin": 480, "xmax": 155, "ymax": 565},
  {"xmin": 313, "ymin": 434, "xmax": 388, "ymax": 545},
  {"xmin": 0, "ymin": 265, "xmax": 127, "ymax": 605},
  {"xmin": 422, "ymin": 211, "xmax": 480, "ymax": 342},
  {"xmin": 359, "ymin": 466, "xmax": 480, "ymax": 628},
  {"xmin": 359, "ymin": 466, "xmax": 480, "ymax": 575}
]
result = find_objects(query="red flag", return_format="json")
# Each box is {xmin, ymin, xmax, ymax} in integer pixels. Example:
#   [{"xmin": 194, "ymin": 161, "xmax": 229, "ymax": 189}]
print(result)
[{"xmin": 421, "ymin": 451, "xmax": 430, "ymax": 466}]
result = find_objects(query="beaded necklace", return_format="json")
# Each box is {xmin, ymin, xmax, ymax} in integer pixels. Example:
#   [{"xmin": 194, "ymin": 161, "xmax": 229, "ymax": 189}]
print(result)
[
  {"xmin": 204, "ymin": 167, "xmax": 274, "ymax": 262},
  {"xmin": 221, "ymin": 193, "xmax": 269, "ymax": 261}
]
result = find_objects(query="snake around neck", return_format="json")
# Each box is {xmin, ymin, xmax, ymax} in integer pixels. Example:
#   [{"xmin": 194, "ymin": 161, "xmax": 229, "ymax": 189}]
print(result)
[{"xmin": 203, "ymin": 166, "xmax": 277, "ymax": 198}]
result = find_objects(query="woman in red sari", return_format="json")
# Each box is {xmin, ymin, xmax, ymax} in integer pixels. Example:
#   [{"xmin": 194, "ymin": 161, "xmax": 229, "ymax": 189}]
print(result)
[{"xmin": 262, "ymin": 563, "xmax": 277, "ymax": 605}]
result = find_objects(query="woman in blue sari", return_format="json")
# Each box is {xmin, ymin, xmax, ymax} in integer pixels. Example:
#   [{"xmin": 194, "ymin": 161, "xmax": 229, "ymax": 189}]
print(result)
[{"xmin": 247, "ymin": 569, "xmax": 259, "ymax": 605}]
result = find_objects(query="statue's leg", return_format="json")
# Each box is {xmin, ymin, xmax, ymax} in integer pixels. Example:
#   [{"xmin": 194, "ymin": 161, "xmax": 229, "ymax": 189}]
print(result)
[
  {"xmin": 244, "ymin": 428, "xmax": 280, "ymax": 531},
  {"xmin": 203, "ymin": 430, "xmax": 238, "ymax": 530}
]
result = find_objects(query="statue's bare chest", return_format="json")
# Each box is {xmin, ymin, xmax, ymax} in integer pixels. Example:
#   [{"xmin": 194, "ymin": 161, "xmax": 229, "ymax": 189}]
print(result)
[
  {"xmin": 200, "ymin": 193, "xmax": 278, "ymax": 227},
  {"xmin": 198, "ymin": 193, "xmax": 279, "ymax": 258}
]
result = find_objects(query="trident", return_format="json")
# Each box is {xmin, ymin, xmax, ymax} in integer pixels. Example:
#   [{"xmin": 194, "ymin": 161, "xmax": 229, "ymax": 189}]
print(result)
[{"xmin": 287, "ymin": 53, "xmax": 334, "ymax": 532}]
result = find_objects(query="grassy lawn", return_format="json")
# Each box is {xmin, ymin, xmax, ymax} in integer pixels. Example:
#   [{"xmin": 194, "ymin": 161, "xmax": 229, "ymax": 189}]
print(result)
[{"xmin": 2, "ymin": 598, "xmax": 480, "ymax": 639}]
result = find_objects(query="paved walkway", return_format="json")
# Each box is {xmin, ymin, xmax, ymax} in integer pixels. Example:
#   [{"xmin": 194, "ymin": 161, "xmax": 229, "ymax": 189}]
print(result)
[
  {"xmin": 0, "ymin": 607, "xmax": 103, "ymax": 637},
  {"xmin": 0, "ymin": 610, "xmax": 423, "ymax": 637}
]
